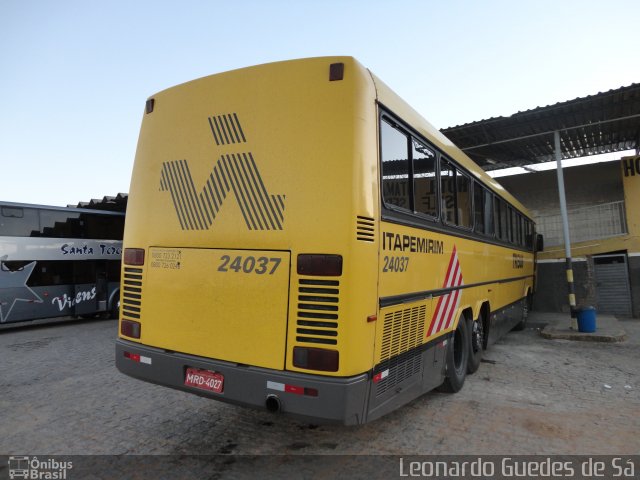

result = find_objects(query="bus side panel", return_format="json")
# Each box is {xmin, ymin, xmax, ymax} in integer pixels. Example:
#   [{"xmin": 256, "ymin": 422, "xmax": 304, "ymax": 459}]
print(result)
[
  {"xmin": 0, "ymin": 284, "xmax": 102, "ymax": 323},
  {"xmin": 367, "ymin": 299, "xmax": 443, "ymax": 422},
  {"xmin": 375, "ymin": 222, "xmax": 535, "ymax": 386},
  {"xmin": 487, "ymin": 297, "xmax": 526, "ymax": 346}
]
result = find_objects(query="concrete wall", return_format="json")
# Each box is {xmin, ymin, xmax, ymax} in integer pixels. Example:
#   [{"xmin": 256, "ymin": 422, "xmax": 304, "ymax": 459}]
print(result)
[
  {"xmin": 535, "ymin": 254, "xmax": 640, "ymax": 317},
  {"xmin": 497, "ymin": 161, "xmax": 624, "ymax": 217},
  {"xmin": 496, "ymin": 160, "xmax": 639, "ymax": 318},
  {"xmin": 534, "ymin": 259, "xmax": 594, "ymax": 313}
]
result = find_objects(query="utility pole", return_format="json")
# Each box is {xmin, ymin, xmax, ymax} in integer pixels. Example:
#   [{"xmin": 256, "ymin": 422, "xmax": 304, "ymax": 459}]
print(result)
[{"xmin": 554, "ymin": 130, "xmax": 577, "ymax": 328}]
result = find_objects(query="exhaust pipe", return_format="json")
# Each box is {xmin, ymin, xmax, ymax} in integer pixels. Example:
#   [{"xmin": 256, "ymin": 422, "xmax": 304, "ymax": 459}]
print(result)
[{"xmin": 265, "ymin": 394, "xmax": 281, "ymax": 413}]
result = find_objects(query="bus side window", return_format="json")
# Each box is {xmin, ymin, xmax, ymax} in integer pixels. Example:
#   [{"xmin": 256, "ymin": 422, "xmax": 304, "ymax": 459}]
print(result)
[
  {"xmin": 484, "ymin": 189, "xmax": 494, "ymax": 235},
  {"xmin": 493, "ymin": 195, "xmax": 501, "ymax": 238},
  {"xmin": 440, "ymin": 159, "xmax": 456, "ymax": 224},
  {"xmin": 509, "ymin": 207, "xmax": 518, "ymax": 245},
  {"xmin": 39, "ymin": 210, "xmax": 81, "ymax": 238},
  {"xmin": 456, "ymin": 171, "xmax": 472, "ymax": 228},
  {"xmin": 0, "ymin": 207, "xmax": 39, "ymax": 237},
  {"xmin": 412, "ymin": 138, "xmax": 437, "ymax": 218},
  {"xmin": 474, "ymin": 182, "xmax": 495, "ymax": 236},
  {"xmin": 504, "ymin": 206, "xmax": 514, "ymax": 243},
  {"xmin": 1, "ymin": 207, "xmax": 24, "ymax": 218},
  {"xmin": 499, "ymin": 200, "xmax": 509, "ymax": 242},
  {"xmin": 381, "ymin": 119, "xmax": 411, "ymax": 211},
  {"xmin": 26, "ymin": 261, "xmax": 73, "ymax": 287},
  {"xmin": 441, "ymin": 158, "xmax": 471, "ymax": 229},
  {"xmin": 473, "ymin": 182, "xmax": 485, "ymax": 234},
  {"xmin": 525, "ymin": 220, "xmax": 534, "ymax": 249},
  {"xmin": 518, "ymin": 215, "xmax": 525, "ymax": 247}
]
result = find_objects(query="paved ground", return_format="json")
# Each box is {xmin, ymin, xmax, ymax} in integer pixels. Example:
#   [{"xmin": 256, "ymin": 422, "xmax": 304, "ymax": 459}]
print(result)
[
  {"xmin": 0, "ymin": 312, "xmax": 638, "ymax": 478},
  {"xmin": 541, "ymin": 313, "xmax": 628, "ymax": 342}
]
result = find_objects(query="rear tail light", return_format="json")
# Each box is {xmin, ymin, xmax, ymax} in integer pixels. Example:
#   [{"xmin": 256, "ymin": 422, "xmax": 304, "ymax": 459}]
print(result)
[
  {"xmin": 124, "ymin": 351, "xmax": 140, "ymax": 362},
  {"xmin": 297, "ymin": 254, "xmax": 342, "ymax": 276},
  {"xmin": 120, "ymin": 319, "xmax": 141, "ymax": 339},
  {"xmin": 293, "ymin": 346, "xmax": 339, "ymax": 372},
  {"xmin": 124, "ymin": 248, "xmax": 145, "ymax": 266},
  {"xmin": 303, "ymin": 387, "xmax": 319, "ymax": 397}
]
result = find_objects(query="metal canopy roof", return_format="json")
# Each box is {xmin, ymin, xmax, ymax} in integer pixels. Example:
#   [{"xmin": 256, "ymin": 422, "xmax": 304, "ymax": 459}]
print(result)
[
  {"xmin": 440, "ymin": 83, "xmax": 640, "ymax": 171},
  {"xmin": 70, "ymin": 193, "xmax": 128, "ymax": 212}
]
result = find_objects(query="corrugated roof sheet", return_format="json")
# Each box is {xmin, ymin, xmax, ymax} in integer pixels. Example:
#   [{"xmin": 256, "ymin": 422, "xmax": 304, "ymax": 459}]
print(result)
[
  {"xmin": 69, "ymin": 193, "xmax": 128, "ymax": 212},
  {"xmin": 441, "ymin": 83, "xmax": 640, "ymax": 171}
]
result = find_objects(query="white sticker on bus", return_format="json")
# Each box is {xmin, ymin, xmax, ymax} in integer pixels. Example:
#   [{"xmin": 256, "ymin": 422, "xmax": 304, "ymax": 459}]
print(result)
[{"xmin": 266, "ymin": 381, "xmax": 285, "ymax": 392}]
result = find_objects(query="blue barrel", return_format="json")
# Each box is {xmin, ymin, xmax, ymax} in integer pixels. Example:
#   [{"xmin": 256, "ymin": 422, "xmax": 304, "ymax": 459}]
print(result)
[{"xmin": 577, "ymin": 306, "xmax": 597, "ymax": 333}]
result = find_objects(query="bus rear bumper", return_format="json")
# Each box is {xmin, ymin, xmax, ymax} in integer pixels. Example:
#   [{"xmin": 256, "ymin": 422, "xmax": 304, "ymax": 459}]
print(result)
[{"xmin": 115, "ymin": 339, "xmax": 371, "ymax": 425}]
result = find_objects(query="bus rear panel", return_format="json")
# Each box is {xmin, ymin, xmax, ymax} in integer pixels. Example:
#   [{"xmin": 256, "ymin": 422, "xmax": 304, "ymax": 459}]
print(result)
[
  {"xmin": 116, "ymin": 57, "xmax": 535, "ymax": 425},
  {"xmin": 117, "ymin": 57, "xmax": 381, "ymax": 424}
]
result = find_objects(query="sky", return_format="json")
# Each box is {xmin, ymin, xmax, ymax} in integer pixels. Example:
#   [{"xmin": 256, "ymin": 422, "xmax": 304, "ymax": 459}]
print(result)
[{"xmin": 1, "ymin": 0, "xmax": 639, "ymax": 206}]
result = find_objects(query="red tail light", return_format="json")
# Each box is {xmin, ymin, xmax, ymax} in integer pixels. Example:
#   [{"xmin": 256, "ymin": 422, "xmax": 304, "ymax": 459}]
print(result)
[
  {"xmin": 120, "ymin": 319, "xmax": 141, "ymax": 339},
  {"xmin": 124, "ymin": 248, "xmax": 145, "ymax": 266},
  {"xmin": 293, "ymin": 346, "xmax": 339, "ymax": 372},
  {"xmin": 297, "ymin": 254, "xmax": 342, "ymax": 276},
  {"xmin": 124, "ymin": 351, "xmax": 141, "ymax": 362}
]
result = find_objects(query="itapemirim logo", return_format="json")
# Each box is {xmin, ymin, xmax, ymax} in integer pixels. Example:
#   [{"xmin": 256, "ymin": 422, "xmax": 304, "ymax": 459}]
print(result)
[
  {"xmin": 159, "ymin": 114, "xmax": 285, "ymax": 231},
  {"xmin": 8, "ymin": 456, "xmax": 73, "ymax": 479}
]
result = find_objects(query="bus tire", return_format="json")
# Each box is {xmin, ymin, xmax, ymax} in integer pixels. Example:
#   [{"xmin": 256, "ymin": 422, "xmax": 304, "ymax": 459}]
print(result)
[
  {"xmin": 111, "ymin": 299, "xmax": 120, "ymax": 320},
  {"xmin": 467, "ymin": 315, "xmax": 484, "ymax": 374},
  {"xmin": 512, "ymin": 293, "xmax": 531, "ymax": 331},
  {"xmin": 437, "ymin": 315, "xmax": 469, "ymax": 393}
]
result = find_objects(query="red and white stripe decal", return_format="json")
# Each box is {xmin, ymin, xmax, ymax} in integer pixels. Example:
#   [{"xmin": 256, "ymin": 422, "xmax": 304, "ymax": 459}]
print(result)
[
  {"xmin": 124, "ymin": 351, "xmax": 152, "ymax": 365},
  {"xmin": 427, "ymin": 246, "xmax": 463, "ymax": 337},
  {"xmin": 266, "ymin": 381, "xmax": 316, "ymax": 396},
  {"xmin": 373, "ymin": 369, "xmax": 390, "ymax": 383}
]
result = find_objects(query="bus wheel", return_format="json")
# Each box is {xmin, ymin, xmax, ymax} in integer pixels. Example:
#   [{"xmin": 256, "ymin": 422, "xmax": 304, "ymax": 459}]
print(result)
[
  {"xmin": 467, "ymin": 316, "xmax": 483, "ymax": 374},
  {"xmin": 438, "ymin": 315, "xmax": 469, "ymax": 393},
  {"xmin": 111, "ymin": 299, "xmax": 120, "ymax": 320},
  {"xmin": 512, "ymin": 293, "xmax": 531, "ymax": 331}
]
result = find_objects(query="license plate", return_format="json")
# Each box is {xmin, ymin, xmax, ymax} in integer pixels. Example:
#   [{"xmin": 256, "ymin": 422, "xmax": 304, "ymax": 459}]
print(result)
[{"xmin": 184, "ymin": 367, "xmax": 224, "ymax": 393}]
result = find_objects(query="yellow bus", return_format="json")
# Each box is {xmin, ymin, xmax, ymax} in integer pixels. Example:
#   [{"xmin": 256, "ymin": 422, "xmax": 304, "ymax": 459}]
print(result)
[{"xmin": 116, "ymin": 57, "xmax": 538, "ymax": 425}]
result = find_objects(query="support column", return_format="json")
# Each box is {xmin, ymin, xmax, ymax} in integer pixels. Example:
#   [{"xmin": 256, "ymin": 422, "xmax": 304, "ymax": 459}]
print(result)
[{"xmin": 554, "ymin": 130, "xmax": 577, "ymax": 328}]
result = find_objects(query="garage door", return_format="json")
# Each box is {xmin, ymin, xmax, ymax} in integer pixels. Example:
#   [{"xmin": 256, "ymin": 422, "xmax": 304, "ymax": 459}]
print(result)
[{"xmin": 594, "ymin": 253, "xmax": 632, "ymax": 316}]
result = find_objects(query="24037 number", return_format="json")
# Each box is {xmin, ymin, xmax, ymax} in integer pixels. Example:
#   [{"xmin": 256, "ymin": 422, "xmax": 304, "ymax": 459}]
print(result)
[
  {"xmin": 383, "ymin": 256, "xmax": 409, "ymax": 273},
  {"xmin": 218, "ymin": 255, "xmax": 281, "ymax": 275}
]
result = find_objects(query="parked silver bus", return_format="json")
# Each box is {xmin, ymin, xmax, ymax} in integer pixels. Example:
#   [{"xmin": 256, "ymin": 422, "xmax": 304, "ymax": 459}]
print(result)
[{"xmin": 0, "ymin": 201, "xmax": 124, "ymax": 324}]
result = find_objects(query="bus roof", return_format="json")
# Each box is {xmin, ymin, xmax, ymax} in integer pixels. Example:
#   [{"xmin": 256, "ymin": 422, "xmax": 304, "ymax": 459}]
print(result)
[
  {"xmin": 144, "ymin": 55, "xmax": 532, "ymax": 220},
  {"xmin": 368, "ymin": 68, "xmax": 532, "ymax": 218},
  {"xmin": 0, "ymin": 200, "xmax": 125, "ymax": 216}
]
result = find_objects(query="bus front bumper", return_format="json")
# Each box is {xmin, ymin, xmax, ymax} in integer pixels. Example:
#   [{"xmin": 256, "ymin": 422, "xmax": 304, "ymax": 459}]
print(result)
[{"xmin": 115, "ymin": 338, "xmax": 371, "ymax": 425}]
